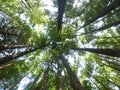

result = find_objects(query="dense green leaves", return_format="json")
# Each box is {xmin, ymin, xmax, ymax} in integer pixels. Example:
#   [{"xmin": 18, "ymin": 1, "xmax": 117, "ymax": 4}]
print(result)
[{"xmin": 0, "ymin": 0, "xmax": 120, "ymax": 90}]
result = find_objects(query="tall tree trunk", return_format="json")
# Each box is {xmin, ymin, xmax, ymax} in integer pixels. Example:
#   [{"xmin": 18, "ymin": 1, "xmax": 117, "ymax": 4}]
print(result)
[
  {"xmin": 57, "ymin": 60, "xmax": 63, "ymax": 90},
  {"xmin": 8, "ymin": 74, "xmax": 27, "ymax": 90},
  {"xmin": 105, "ymin": 76, "xmax": 120, "ymax": 89},
  {"xmin": 83, "ymin": 20, "xmax": 120, "ymax": 35},
  {"xmin": 0, "ymin": 44, "xmax": 28, "ymax": 50},
  {"xmin": 78, "ymin": 0, "xmax": 120, "ymax": 30},
  {"xmin": 80, "ymin": 64, "xmax": 110, "ymax": 90},
  {"xmin": 0, "ymin": 62, "xmax": 15, "ymax": 70},
  {"xmin": 102, "ymin": 62, "xmax": 120, "ymax": 71},
  {"xmin": 98, "ymin": 57, "xmax": 120, "ymax": 66},
  {"xmin": 73, "ymin": 48, "xmax": 120, "ymax": 57},
  {"xmin": 78, "ymin": 0, "xmax": 93, "ymax": 16},
  {"xmin": 61, "ymin": 56, "xmax": 84, "ymax": 90},
  {"xmin": 0, "ymin": 48, "xmax": 39, "ymax": 65},
  {"xmin": 57, "ymin": 0, "xmax": 66, "ymax": 32},
  {"xmin": 39, "ymin": 66, "xmax": 49, "ymax": 90},
  {"xmin": 30, "ymin": 72, "xmax": 41, "ymax": 90},
  {"xmin": 0, "ymin": 30, "xmax": 20, "ymax": 37}
]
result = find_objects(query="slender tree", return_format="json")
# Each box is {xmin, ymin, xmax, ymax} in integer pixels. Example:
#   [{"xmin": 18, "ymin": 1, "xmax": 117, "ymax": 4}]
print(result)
[
  {"xmin": 61, "ymin": 56, "xmax": 84, "ymax": 90},
  {"xmin": 39, "ymin": 66, "xmax": 49, "ymax": 90},
  {"xmin": 83, "ymin": 20, "xmax": 120, "ymax": 35},
  {"xmin": 73, "ymin": 48, "xmax": 120, "ymax": 57},
  {"xmin": 77, "ymin": 0, "xmax": 120, "ymax": 30}
]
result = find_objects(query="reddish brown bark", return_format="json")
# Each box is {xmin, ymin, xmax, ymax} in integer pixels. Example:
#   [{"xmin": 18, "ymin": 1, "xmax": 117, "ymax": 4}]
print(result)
[
  {"xmin": 61, "ymin": 56, "xmax": 84, "ymax": 90},
  {"xmin": 39, "ymin": 66, "xmax": 49, "ymax": 90},
  {"xmin": 78, "ymin": 0, "xmax": 120, "ymax": 30},
  {"xmin": 84, "ymin": 20, "xmax": 120, "ymax": 34},
  {"xmin": 0, "ymin": 44, "xmax": 27, "ymax": 50},
  {"xmin": 0, "ymin": 48, "xmax": 39, "ymax": 65},
  {"xmin": 73, "ymin": 48, "xmax": 120, "ymax": 57},
  {"xmin": 57, "ymin": 60, "xmax": 63, "ymax": 90}
]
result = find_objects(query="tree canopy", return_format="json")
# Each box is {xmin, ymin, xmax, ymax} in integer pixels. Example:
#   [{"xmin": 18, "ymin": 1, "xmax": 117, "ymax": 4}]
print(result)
[{"xmin": 0, "ymin": 0, "xmax": 120, "ymax": 90}]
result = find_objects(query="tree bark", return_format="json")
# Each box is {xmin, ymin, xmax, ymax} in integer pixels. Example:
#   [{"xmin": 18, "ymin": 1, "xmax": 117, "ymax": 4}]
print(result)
[
  {"xmin": 0, "ymin": 48, "xmax": 39, "ymax": 65},
  {"xmin": 0, "ymin": 44, "xmax": 28, "ymax": 50},
  {"xmin": 57, "ymin": 0, "xmax": 66, "ymax": 32},
  {"xmin": 8, "ymin": 74, "xmax": 27, "ymax": 90},
  {"xmin": 61, "ymin": 56, "xmax": 84, "ymax": 90},
  {"xmin": 78, "ymin": 0, "xmax": 93, "ymax": 16},
  {"xmin": 30, "ymin": 72, "xmax": 41, "ymax": 90},
  {"xmin": 39, "ymin": 66, "xmax": 49, "ymax": 90},
  {"xmin": 83, "ymin": 20, "xmax": 120, "ymax": 35},
  {"xmin": 80, "ymin": 64, "xmax": 110, "ymax": 90},
  {"xmin": 78, "ymin": 0, "xmax": 120, "ymax": 30},
  {"xmin": 73, "ymin": 48, "xmax": 120, "ymax": 57},
  {"xmin": 0, "ymin": 30, "xmax": 20, "ymax": 37},
  {"xmin": 0, "ymin": 62, "xmax": 15, "ymax": 70},
  {"xmin": 57, "ymin": 60, "xmax": 63, "ymax": 90}
]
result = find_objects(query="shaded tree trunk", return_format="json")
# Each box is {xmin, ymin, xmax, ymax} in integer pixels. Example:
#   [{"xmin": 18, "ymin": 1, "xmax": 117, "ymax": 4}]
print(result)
[
  {"xmin": 0, "ymin": 62, "xmax": 15, "ymax": 70},
  {"xmin": 39, "ymin": 66, "xmax": 49, "ymax": 90},
  {"xmin": 61, "ymin": 56, "xmax": 84, "ymax": 90},
  {"xmin": 78, "ymin": 0, "xmax": 120, "ymax": 30},
  {"xmin": 98, "ymin": 57, "xmax": 120, "ymax": 67},
  {"xmin": 84, "ymin": 20, "xmax": 120, "ymax": 34},
  {"xmin": 80, "ymin": 64, "xmax": 110, "ymax": 90},
  {"xmin": 57, "ymin": 60, "xmax": 63, "ymax": 90},
  {"xmin": 73, "ymin": 48, "xmax": 120, "ymax": 57},
  {"xmin": 0, "ymin": 30, "xmax": 20, "ymax": 37},
  {"xmin": 57, "ymin": 0, "xmax": 66, "ymax": 32},
  {"xmin": 78, "ymin": 0, "xmax": 93, "ymax": 16},
  {"xmin": 30, "ymin": 72, "xmax": 42, "ymax": 90},
  {"xmin": 0, "ymin": 48, "xmax": 39, "ymax": 65},
  {"xmin": 102, "ymin": 62, "xmax": 120, "ymax": 71},
  {"xmin": 105, "ymin": 76, "xmax": 120, "ymax": 89},
  {"xmin": 0, "ymin": 44, "xmax": 28, "ymax": 50},
  {"xmin": 8, "ymin": 74, "xmax": 27, "ymax": 90}
]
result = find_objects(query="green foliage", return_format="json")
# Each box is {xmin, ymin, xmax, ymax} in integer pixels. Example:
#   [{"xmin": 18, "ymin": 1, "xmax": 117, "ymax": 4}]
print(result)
[{"xmin": 0, "ymin": 0, "xmax": 120, "ymax": 90}]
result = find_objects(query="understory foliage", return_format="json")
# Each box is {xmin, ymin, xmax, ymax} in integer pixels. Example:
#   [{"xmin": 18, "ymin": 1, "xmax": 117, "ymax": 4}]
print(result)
[{"xmin": 0, "ymin": 0, "xmax": 120, "ymax": 90}]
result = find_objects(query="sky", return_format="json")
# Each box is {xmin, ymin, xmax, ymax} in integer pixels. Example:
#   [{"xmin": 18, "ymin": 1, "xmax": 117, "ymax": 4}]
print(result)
[{"xmin": 18, "ymin": 0, "xmax": 85, "ymax": 89}]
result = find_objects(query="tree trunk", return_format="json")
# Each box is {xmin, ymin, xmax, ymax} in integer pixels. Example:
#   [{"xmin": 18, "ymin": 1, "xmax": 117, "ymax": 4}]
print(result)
[
  {"xmin": 0, "ymin": 48, "xmax": 39, "ymax": 65},
  {"xmin": 78, "ymin": 0, "xmax": 120, "ymax": 30},
  {"xmin": 57, "ymin": 60, "xmax": 63, "ymax": 90},
  {"xmin": 30, "ymin": 72, "xmax": 41, "ymax": 90},
  {"xmin": 0, "ymin": 62, "xmax": 15, "ymax": 70},
  {"xmin": 0, "ymin": 44, "xmax": 28, "ymax": 50},
  {"xmin": 8, "ymin": 74, "xmax": 27, "ymax": 90},
  {"xmin": 0, "ymin": 30, "xmax": 20, "ymax": 37},
  {"xmin": 80, "ymin": 64, "xmax": 110, "ymax": 90},
  {"xmin": 57, "ymin": 0, "xmax": 66, "ymax": 32},
  {"xmin": 84, "ymin": 20, "xmax": 120, "ymax": 34},
  {"xmin": 78, "ymin": 0, "xmax": 93, "ymax": 16},
  {"xmin": 73, "ymin": 48, "xmax": 120, "ymax": 57},
  {"xmin": 61, "ymin": 56, "xmax": 84, "ymax": 90},
  {"xmin": 39, "ymin": 66, "xmax": 49, "ymax": 90},
  {"xmin": 102, "ymin": 62, "xmax": 120, "ymax": 71}
]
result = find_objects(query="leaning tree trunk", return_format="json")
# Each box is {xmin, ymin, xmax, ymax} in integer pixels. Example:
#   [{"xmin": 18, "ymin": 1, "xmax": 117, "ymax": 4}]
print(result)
[
  {"xmin": 78, "ymin": 0, "xmax": 120, "ymax": 30},
  {"xmin": 73, "ymin": 48, "xmax": 120, "ymax": 57},
  {"xmin": 83, "ymin": 20, "xmax": 120, "ymax": 35},
  {"xmin": 57, "ymin": 60, "xmax": 63, "ymax": 90},
  {"xmin": 80, "ymin": 64, "xmax": 110, "ymax": 90},
  {"xmin": 0, "ymin": 44, "xmax": 28, "ymax": 51},
  {"xmin": 0, "ymin": 47, "xmax": 39, "ymax": 65},
  {"xmin": 8, "ymin": 74, "xmax": 27, "ymax": 90},
  {"xmin": 0, "ymin": 30, "xmax": 20, "ymax": 37},
  {"xmin": 0, "ymin": 62, "xmax": 15, "ymax": 70},
  {"xmin": 78, "ymin": 0, "xmax": 93, "ymax": 17},
  {"xmin": 39, "ymin": 66, "xmax": 49, "ymax": 90},
  {"xmin": 61, "ymin": 56, "xmax": 84, "ymax": 90},
  {"xmin": 30, "ymin": 72, "xmax": 41, "ymax": 90}
]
